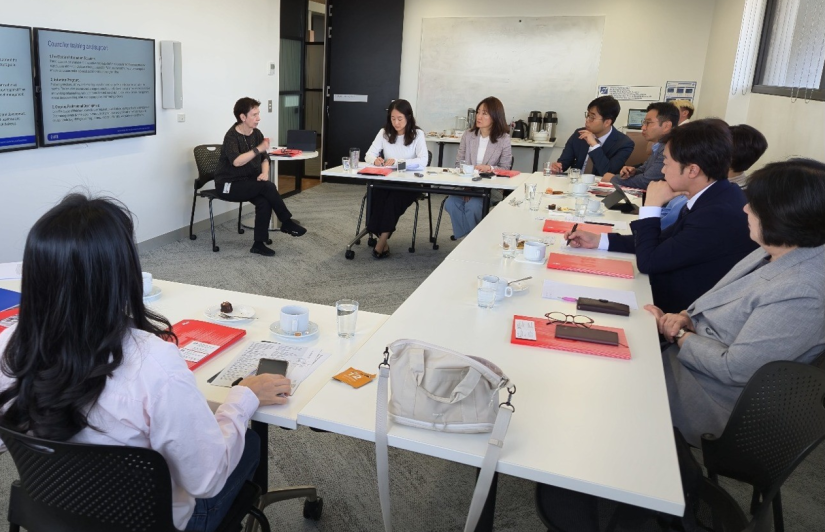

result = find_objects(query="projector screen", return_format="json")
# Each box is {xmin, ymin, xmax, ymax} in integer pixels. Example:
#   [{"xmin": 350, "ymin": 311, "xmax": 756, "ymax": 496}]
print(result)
[
  {"xmin": 0, "ymin": 24, "xmax": 38, "ymax": 152},
  {"xmin": 34, "ymin": 28, "xmax": 156, "ymax": 147}
]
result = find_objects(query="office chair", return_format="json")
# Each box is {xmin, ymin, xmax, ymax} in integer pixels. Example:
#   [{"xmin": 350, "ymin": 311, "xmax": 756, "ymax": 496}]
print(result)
[
  {"xmin": 432, "ymin": 155, "xmax": 515, "ymax": 246},
  {"xmin": 0, "ymin": 425, "xmax": 271, "ymax": 532},
  {"xmin": 354, "ymin": 149, "xmax": 434, "ymax": 253},
  {"xmin": 189, "ymin": 144, "xmax": 251, "ymax": 253}
]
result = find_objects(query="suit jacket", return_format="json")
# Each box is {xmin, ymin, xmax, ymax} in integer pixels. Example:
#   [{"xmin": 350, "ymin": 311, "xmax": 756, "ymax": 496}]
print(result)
[
  {"xmin": 556, "ymin": 127, "xmax": 634, "ymax": 176},
  {"xmin": 666, "ymin": 245, "xmax": 825, "ymax": 443},
  {"xmin": 456, "ymin": 130, "xmax": 513, "ymax": 169},
  {"xmin": 607, "ymin": 180, "xmax": 758, "ymax": 313}
]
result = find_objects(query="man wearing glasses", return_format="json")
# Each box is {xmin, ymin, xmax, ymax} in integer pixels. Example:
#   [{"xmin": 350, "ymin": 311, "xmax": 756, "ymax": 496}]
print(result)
[
  {"xmin": 601, "ymin": 102, "xmax": 679, "ymax": 189},
  {"xmin": 549, "ymin": 96, "xmax": 634, "ymax": 177}
]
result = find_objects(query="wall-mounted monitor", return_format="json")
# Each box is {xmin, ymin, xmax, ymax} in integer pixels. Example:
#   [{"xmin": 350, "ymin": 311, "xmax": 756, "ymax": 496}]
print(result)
[
  {"xmin": 33, "ymin": 28, "xmax": 156, "ymax": 147},
  {"xmin": 0, "ymin": 24, "xmax": 38, "ymax": 152}
]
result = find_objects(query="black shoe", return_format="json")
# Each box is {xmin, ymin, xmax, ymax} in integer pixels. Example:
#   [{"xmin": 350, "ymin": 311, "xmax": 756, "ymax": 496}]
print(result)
[
  {"xmin": 250, "ymin": 242, "xmax": 275, "ymax": 256},
  {"xmin": 280, "ymin": 219, "xmax": 307, "ymax": 237},
  {"xmin": 372, "ymin": 246, "xmax": 390, "ymax": 259}
]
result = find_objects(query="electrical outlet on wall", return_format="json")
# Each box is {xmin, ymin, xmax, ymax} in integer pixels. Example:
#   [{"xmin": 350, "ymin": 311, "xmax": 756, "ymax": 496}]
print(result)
[
  {"xmin": 177, "ymin": 113, "xmax": 185, "ymax": 122},
  {"xmin": 268, "ymin": 100, "xmax": 273, "ymax": 112},
  {"xmin": 268, "ymin": 62, "xmax": 276, "ymax": 76}
]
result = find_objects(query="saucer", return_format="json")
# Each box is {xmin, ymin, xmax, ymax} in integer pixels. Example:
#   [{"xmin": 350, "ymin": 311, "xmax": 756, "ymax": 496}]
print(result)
[
  {"xmin": 205, "ymin": 304, "xmax": 256, "ymax": 322},
  {"xmin": 143, "ymin": 286, "xmax": 162, "ymax": 303},
  {"xmin": 514, "ymin": 253, "xmax": 548, "ymax": 265},
  {"xmin": 270, "ymin": 321, "xmax": 320, "ymax": 340},
  {"xmin": 568, "ymin": 192, "xmax": 591, "ymax": 198}
]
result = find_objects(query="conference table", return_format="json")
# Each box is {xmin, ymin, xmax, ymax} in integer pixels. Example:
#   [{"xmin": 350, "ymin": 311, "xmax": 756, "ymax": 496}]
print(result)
[
  {"xmin": 321, "ymin": 164, "xmax": 529, "ymax": 260},
  {"xmin": 298, "ymin": 173, "xmax": 685, "ymax": 527},
  {"xmin": 425, "ymin": 135, "xmax": 556, "ymax": 172}
]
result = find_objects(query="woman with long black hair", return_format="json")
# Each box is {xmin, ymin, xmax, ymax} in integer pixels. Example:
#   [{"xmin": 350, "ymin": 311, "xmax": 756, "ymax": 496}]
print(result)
[{"xmin": 0, "ymin": 194, "xmax": 289, "ymax": 532}]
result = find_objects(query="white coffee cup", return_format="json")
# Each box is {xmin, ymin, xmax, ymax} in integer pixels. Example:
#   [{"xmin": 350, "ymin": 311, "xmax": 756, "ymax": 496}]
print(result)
[
  {"xmin": 523, "ymin": 241, "xmax": 547, "ymax": 262},
  {"xmin": 280, "ymin": 305, "xmax": 310, "ymax": 333},
  {"xmin": 142, "ymin": 272, "xmax": 153, "ymax": 296},
  {"xmin": 478, "ymin": 275, "xmax": 512, "ymax": 301},
  {"xmin": 572, "ymin": 182, "xmax": 588, "ymax": 194},
  {"xmin": 461, "ymin": 163, "xmax": 474, "ymax": 175},
  {"xmin": 587, "ymin": 198, "xmax": 602, "ymax": 213},
  {"xmin": 582, "ymin": 173, "xmax": 596, "ymax": 184}
]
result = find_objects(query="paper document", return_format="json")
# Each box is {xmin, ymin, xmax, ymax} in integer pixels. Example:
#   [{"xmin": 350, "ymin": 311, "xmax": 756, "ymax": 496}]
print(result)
[
  {"xmin": 211, "ymin": 341, "xmax": 330, "ymax": 393},
  {"xmin": 0, "ymin": 262, "xmax": 23, "ymax": 280},
  {"xmin": 542, "ymin": 279, "xmax": 639, "ymax": 309}
]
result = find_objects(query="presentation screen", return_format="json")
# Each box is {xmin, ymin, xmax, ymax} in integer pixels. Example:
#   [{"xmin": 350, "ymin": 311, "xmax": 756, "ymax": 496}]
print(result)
[
  {"xmin": 0, "ymin": 24, "xmax": 38, "ymax": 152},
  {"xmin": 34, "ymin": 28, "xmax": 156, "ymax": 147}
]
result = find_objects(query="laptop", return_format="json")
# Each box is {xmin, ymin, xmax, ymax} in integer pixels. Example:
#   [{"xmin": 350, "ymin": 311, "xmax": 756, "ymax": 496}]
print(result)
[
  {"xmin": 286, "ymin": 130, "xmax": 317, "ymax": 151},
  {"xmin": 626, "ymin": 109, "xmax": 646, "ymax": 130}
]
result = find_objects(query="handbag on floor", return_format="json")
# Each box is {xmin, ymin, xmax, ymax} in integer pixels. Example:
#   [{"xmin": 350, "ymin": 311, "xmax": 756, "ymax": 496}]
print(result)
[{"xmin": 375, "ymin": 339, "xmax": 515, "ymax": 532}]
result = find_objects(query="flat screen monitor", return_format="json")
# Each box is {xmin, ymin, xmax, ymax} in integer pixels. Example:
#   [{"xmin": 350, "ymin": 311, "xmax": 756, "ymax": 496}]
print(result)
[
  {"xmin": 626, "ymin": 108, "xmax": 646, "ymax": 130},
  {"xmin": 0, "ymin": 24, "xmax": 38, "ymax": 152},
  {"xmin": 33, "ymin": 28, "xmax": 156, "ymax": 147}
]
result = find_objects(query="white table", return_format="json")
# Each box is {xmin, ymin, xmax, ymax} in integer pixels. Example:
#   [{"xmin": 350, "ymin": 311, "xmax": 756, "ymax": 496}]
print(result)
[
  {"xmin": 265, "ymin": 148, "xmax": 319, "ymax": 230},
  {"xmin": 425, "ymin": 135, "xmax": 556, "ymax": 172},
  {"xmin": 299, "ymin": 173, "xmax": 685, "ymax": 524},
  {"xmin": 321, "ymin": 164, "xmax": 530, "ymax": 260}
]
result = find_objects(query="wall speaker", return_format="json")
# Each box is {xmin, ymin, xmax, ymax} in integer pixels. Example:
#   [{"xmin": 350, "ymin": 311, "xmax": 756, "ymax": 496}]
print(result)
[{"xmin": 160, "ymin": 41, "xmax": 183, "ymax": 109}]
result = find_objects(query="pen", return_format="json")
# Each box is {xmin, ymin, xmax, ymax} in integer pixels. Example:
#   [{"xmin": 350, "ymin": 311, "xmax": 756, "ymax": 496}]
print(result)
[
  {"xmin": 561, "ymin": 297, "xmax": 578, "ymax": 303},
  {"xmin": 585, "ymin": 221, "xmax": 614, "ymax": 226},
  {"xmin": 567, "ymin": 223, "xmax": 578, "ymax": 246}
]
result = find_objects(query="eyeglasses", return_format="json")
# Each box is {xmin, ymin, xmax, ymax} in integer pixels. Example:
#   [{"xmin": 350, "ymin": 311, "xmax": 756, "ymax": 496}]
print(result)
[
  {"xmin": 584, "ymin": 112, "xmax": 603, "ymax": 122},
  {"xmin": 545, "ymin": 312, "xmax": 594, "ymax": 328},
  {"xmin": 641, "ymin": 119, "xmax": 659, "ymax": 127}
]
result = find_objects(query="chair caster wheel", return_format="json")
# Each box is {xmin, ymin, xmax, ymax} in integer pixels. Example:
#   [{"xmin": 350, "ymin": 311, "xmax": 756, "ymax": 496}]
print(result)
[
  {"xmin": 238, "ymin": 228, "xmax": 244, "ymax": 235},
  {"xmin": 450, "ymin": 235, "xmax": 457, "ymax": 241},
  {"xmin": 190, "ymin": 235, "xmax": 197, "ymax": 240},
  {"xmin": 408, "ymin": 247, "xmax": 415, "ymax": 253},
  {"xmin": 267, "ymin": 239, "xmax": 273, "ymax": 245},
  {"xmin": 368, "ymin": 237, "xmax": 377, "ymax": 248},
  {"xmin": 429, "ymin": 237, "xmax": 436, "ymax": 243},
  {"xmin": 345, "ymin": 250, "xmax": 355, "ymax": 260},
  {"xmin": 433, "ymin": 244, "xmax": 439, "ymax": 250},
  {"xmin": 303, "ymin": 497, "xmax": 323, "ymax": 521},
  {"xmin": 213, "ymin": 246, "xmax": 219, "ymax": 252}
]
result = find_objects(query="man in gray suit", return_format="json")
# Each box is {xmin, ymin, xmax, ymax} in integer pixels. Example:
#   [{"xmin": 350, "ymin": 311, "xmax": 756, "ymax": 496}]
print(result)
[{"xmin": 646, "ymin": 159, "xmax": 825, "ymax": 446}]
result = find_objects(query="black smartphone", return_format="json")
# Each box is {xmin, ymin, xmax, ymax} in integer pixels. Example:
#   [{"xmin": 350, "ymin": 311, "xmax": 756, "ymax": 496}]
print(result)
[
  {"xmin": 479, "ymin": 172, "xmax": 494, "ymax": 178},
  {"xmin": 414, "ymin": 172, "xmax": 424, "ymax": 177},
  {"xmin": 257, "ymin": 358, "xmax": 288, "ymax": 376},
  {"xmin": 554, "ymin": 324, "xmax": 619, "ymax": 346},
  {"xmin": 576, "ymin": 297, "xmax": 630, "ymax": 316}
]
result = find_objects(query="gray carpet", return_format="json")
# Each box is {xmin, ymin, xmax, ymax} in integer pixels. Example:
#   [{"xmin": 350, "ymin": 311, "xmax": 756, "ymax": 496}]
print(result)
[{"xmin": 0, "ymin": 183, "xmax": 822, "ymax": 531}]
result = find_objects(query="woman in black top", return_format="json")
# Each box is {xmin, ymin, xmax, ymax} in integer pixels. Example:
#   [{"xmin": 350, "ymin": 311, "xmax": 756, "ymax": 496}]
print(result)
[{"xmin": 214, "ymin": 97, "xmax": 306, "ymax": 256}]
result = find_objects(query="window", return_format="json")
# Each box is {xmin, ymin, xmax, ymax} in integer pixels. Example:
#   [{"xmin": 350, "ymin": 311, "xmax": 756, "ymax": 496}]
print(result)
[{"xmin": 752, "ymin": 0, "xmax": 825, "ymax": 101}]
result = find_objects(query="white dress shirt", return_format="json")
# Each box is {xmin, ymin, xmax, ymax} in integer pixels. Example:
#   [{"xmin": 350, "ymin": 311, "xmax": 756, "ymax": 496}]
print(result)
[
  {"xmin": 364, "ymin": 128, "xmax": 429, "ymax": 169},
  {"xmin": 0, "ymin": 326, "xmax": 260, "ymax": 530}
]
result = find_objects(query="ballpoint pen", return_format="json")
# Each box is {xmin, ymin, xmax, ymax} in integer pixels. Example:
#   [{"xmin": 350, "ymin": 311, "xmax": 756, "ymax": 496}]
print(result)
[{"xmin": 567, "ymin": 223, "xmax": 578, "ymax": 246}]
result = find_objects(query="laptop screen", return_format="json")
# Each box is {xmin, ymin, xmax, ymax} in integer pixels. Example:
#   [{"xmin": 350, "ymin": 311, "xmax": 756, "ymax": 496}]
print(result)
[{"xmin": 626, "ymin": 109, "xmax": 646, "ymax": 129}]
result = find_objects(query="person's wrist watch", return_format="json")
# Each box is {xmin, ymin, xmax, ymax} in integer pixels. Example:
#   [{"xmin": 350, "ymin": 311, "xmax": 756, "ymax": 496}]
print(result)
[
  {"xmin": 675, "ymin": 328, "xmax": 687, "ymax": 340},
  {"xmin": 252, "ymin": 146, "xmax": 260, "ymax": 155}
]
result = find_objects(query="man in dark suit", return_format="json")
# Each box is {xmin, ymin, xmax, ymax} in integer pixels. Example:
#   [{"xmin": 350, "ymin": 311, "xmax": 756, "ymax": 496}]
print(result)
[
  {"xmin": 550, "ymin": 96, "xmax": 634, "ymax": 177},
  {"xmin": 566, "ymin": 119, "xmax": 758, "ymax": 313}
]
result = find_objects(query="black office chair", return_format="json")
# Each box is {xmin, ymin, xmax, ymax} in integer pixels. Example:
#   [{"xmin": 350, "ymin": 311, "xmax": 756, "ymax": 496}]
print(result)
[
  {"xmin": 0, "ymin": 425, "xmax": 271, "ymax": 532},
  {"xmin": 189, "ymin": 144, "xmax": 248, "ymax": 253},
  {"xmin": 354, "ymin": 149, "xmax": 434, "ymax": 253}
]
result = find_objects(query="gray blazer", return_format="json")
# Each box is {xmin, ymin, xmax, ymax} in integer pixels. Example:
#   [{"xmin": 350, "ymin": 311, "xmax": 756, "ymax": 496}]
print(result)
[
  {"xmin": 665, "ymin": 245, "xmax": 825, "ymax": 444},
  {"xmin": 456, "ymin": 130, "xmax": 513, "ymax": 169}
]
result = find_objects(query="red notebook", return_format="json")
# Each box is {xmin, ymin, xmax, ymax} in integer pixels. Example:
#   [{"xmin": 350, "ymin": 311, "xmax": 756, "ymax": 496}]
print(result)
[
  {"xmin": 168, "ymin": 319, "xmax": 246, "ymax": 371},
  {"xmin": 358, "ymin": 167, "xmax": 393, "ymax": 176},
  {"xmin": 0, "ymin": 308, "xmax": 20, "ymax": 332},
  {"xmin": 546, "ymin": 253, "xmax": 635, "ymax": 279},
  {"xmin": 493, "ymin": 169, "xmax": 520, "ymax": 178},
  {"xmin": 510, "ymin": 315, "xmax": 631, "ymax": 360},
  {"xmin": 543, "ymin": 220, "xmax": 612, "ymax": 234},
  {"xmin": 269, "ymin": 148, "xmax": 303, "ymax": 157}
]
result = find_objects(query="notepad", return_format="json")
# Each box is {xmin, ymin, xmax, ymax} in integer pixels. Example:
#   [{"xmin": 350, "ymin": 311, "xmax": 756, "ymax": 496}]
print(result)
[
  {"xmin": 168, "ymin": 319, "xmax": 247, "ymax": 371},
  {"xmin": 542, "ymin": 220, "xmax": 613, "ymax": 234},
  {"xmin": 358, "ymin": 167, "xmax": 393, "ymax": 176},
  {"xmin": 510, "ymin": 315, "xmax": 631, "ymax": 360},
  {"xmin": 493, "ymin": 169, "xmax": 520, "ymax": 178},
  {"xmin": 546, "ymin": 253, "xmax": 635, "ymax": 279}
]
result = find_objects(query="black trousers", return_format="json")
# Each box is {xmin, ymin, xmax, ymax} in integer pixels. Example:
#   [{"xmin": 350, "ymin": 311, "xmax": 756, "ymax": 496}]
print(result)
[
  {"xmin": 216, "ymin": 179, "xmax": 292, "ymax": 242},
  {"xmin": 366, "ymin": 188, "xmax": 419, "ymax": 235}
]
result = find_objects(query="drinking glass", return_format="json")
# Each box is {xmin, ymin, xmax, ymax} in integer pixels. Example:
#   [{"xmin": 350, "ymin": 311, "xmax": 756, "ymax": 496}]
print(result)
[
  {"xmin": 529, "ymin": 195, "xmax": 542, "ymax": 211},
  {"xmin": 335, "ymin": 299, "xmax": 359, "ymax": 338},
  {"xmin": 397, "ymin": 159, "xmax": 407, "ymax": 173},
  {"xmin": 502, "ymin": 232, "xmax": 519, "ymax": 258},
  {"xmin": 575, "ymin": 197, "xmax": 588, "ymax": 219},
  {"xmin": 477, "ymin": 287, "xmax": 496, "ymax": 309},
  {"xmin": 341, "ymin": 157, "xmax": 351, "ymax": 172},
  {"xmin": 568, "ymin": 168, "xmax": 581, "ymax": 184},
  {"xmin": 349, "ymin": 148, "xmax": 360, "ymax": 171},
  {"xmin": 524, "ymin": 183, "xmax": 537, "ymax": 200},
  {"xmin": 543, "ymin": 161, "xmax": 553, "ymax": 176}
]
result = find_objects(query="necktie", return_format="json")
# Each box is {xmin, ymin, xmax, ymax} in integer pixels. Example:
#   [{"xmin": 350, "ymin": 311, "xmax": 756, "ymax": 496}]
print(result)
[
  {"xmin": 678, "ymin": 204, "xmax": 690, "ymax": 220},
  {"xmin": 583, "ymin": 157, "xmax": 594, "ymax": 174}
]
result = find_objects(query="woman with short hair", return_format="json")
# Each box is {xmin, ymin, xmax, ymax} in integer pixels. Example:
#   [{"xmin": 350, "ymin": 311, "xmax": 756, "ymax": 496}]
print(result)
[{"xmin": 646, "ymin": 158, "xmax": 825, "ymax": 446}]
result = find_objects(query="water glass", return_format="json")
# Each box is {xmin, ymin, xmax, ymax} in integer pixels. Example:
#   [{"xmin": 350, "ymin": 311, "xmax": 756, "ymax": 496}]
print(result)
[
  {"xmin": 502, "ymin": 232, "xmax": 519, "ymax": 258},
  {"xmin": 341, "ymin": 157, "xmax": 351, "ymax": 172},
  {"xmin": 524, "ymin": 182, "xmax": 537, "ymax": 200},
  {"xmin": 568, "ymin": 168, "xmax": 581, "ymax": 184},
  {"xmin": 477, "ymin": 286, "xmax": 496, "ymax": 309},
  {"xmin": 529, "ymin": 195, "xmax": 542, "ymax": 211},
  {"xmin": 575, "ymin": 196, "xmax": 588, "ymax": 219},
  {"xmin": 349, "ymin": 148, "xmax": 360, "ymax": 171},
  {"xmin": 335, "ymin": 299, "xmax": 359, "ymax": 338},
  {"xmin": 397, "ymin": 159, "xmax": 407, "ymax": 173},
  {"xmin": 543, "ymin": 161, "xmax": 553, "ymax": 176}
]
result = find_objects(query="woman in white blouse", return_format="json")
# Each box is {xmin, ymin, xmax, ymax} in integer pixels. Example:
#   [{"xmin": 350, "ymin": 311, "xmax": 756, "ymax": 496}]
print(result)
[
  {"xmin": 444, "ymin": 96, "xmax": 513, "ymax": 239},
  {"xmin": 364, "ymin": 99, "xmax": 428, "ymax": 259},
  {"xmin": 0, "ymin": 194, "xmax": 290, "ymax": 532}
]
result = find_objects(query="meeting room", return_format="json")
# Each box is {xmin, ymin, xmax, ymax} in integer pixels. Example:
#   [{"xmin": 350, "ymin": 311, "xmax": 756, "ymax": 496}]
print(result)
[{"xmin": 1, "ymin": 0, "xmax": 824, "ymax": 531}]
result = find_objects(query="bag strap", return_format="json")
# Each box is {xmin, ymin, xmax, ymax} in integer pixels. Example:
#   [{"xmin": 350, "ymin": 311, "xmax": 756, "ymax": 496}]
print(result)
[{"xmin": 375, "ymin": 347, "xmax": 516, "ymax": 532}]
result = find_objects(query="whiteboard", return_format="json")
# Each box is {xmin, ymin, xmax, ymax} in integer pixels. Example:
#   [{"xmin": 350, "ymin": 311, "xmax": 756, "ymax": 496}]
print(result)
[{"xmin": 417, "ymin": 16, "xmax": 605, "ymax": 144}]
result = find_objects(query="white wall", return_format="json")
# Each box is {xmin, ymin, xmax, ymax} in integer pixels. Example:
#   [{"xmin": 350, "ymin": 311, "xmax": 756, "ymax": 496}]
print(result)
[
  {"xmin": 0, "ymin": 0, "xmax": 281, "ymax": 262},
  {"xmin": 400, "ymin": 0, "xmax": 717, "ymax": 171}
]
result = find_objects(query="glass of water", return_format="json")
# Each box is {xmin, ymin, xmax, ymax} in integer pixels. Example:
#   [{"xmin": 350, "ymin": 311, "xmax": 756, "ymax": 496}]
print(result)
[
  {"xmin": 477, "ymin": 287, "xmax": 496, "ymax": 309},
  {"xmin": 335, "ymin": 299, "xmax": 359, "ymax": 338},
  {"xmin": 397, "ymin": 159, "xmax": 406, "ymax": 173},
  {"xmin": 502, "ymin": 232, "xmax": 519, "ymax": 258},
  {"xmin": 568, "ymin": 168, "xmax": 581, "ymax": 184},
  {"xmin": 524, "ymin": 182, "xmax": 537, "ymax": 200},
  {"xmin": 342, "ymin": 157, "xmax": 351, "ymax": 172},
  {"xmin": 575, "ymin": 196, "xmax": 588, "ymax": 219},
  {"xmin": 529, "ymin": 195, "xmax": 542, "ymax": 211}
]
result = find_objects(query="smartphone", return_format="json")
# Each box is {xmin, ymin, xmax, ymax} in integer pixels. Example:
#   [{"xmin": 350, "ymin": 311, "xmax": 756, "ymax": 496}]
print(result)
[
  {"xmin": 554, "ymin": 324, "xmax": 619, "ymax": 346},
  {"xmin": 414, "ymin": 172, "xmax": 424, "ymax": 177},
  {"xmin": 479, "ymin": 172, "xmax": 494, "ymax": 178},
  {"xmin": 472, "ymin": 176, "xmax": 482, "ymax": 181},
  {"xmin": 576, "ymin": 297, "xmax": 630, "ymax": 317},
  {"xmin": 257, "ymin": 358, "xmax": 288, "ymax": 376}
]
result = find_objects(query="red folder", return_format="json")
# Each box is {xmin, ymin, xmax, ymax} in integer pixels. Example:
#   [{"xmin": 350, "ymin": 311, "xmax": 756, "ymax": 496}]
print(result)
[
  {"xmin": 510, "ymin": 315, "xmax": 631, "ymax": 360},
  {"xmin": 542, "ymin": 220, "xmax": 612, "ymax": 234},
  {"xmin": 546, "ymin": 253, "xmax": 635, "ymax": 279},
  {"xmin": 269, "ymin": 148, "xmax": 303, "ymax": 157},
  {"xmin": 168, "ymin": 319, "xmax": 246, "ymax": 371},
  {"xmin": 358, "ymin": 167, "xmax": 393, "ymax": 176},
  {"xmin": 0, "ymin": 307, "xmax": 20, "ymax": 332},
  {"xmin": 493, "ymin": 169, "xmax": 520, "ymax": 178}
]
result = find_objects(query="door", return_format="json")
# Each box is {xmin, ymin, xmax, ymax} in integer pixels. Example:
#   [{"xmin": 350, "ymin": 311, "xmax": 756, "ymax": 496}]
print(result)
[{"xmin": 323, "ymin": 0, "xmax": 405, "ymax": 170}]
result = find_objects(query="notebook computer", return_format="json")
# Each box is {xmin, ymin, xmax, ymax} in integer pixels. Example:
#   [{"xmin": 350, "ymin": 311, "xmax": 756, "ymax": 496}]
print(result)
[
  {"xmin": 286, "ymin": 130, "xmax": 317, "ymax": 151},
  {"xmin": 626, "ymin": 109, "xmax": 646, "ymax": 130}
]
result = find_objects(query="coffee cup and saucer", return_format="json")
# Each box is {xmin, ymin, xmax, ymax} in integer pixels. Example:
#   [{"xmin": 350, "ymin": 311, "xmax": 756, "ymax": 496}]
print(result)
[
  {"xmin": 142, "ymin": 272, "xmax": 162, "ymax": 302},
  {"xmin": 270, "ymin": 305, "xmax": 319, "ymax": 340}
]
